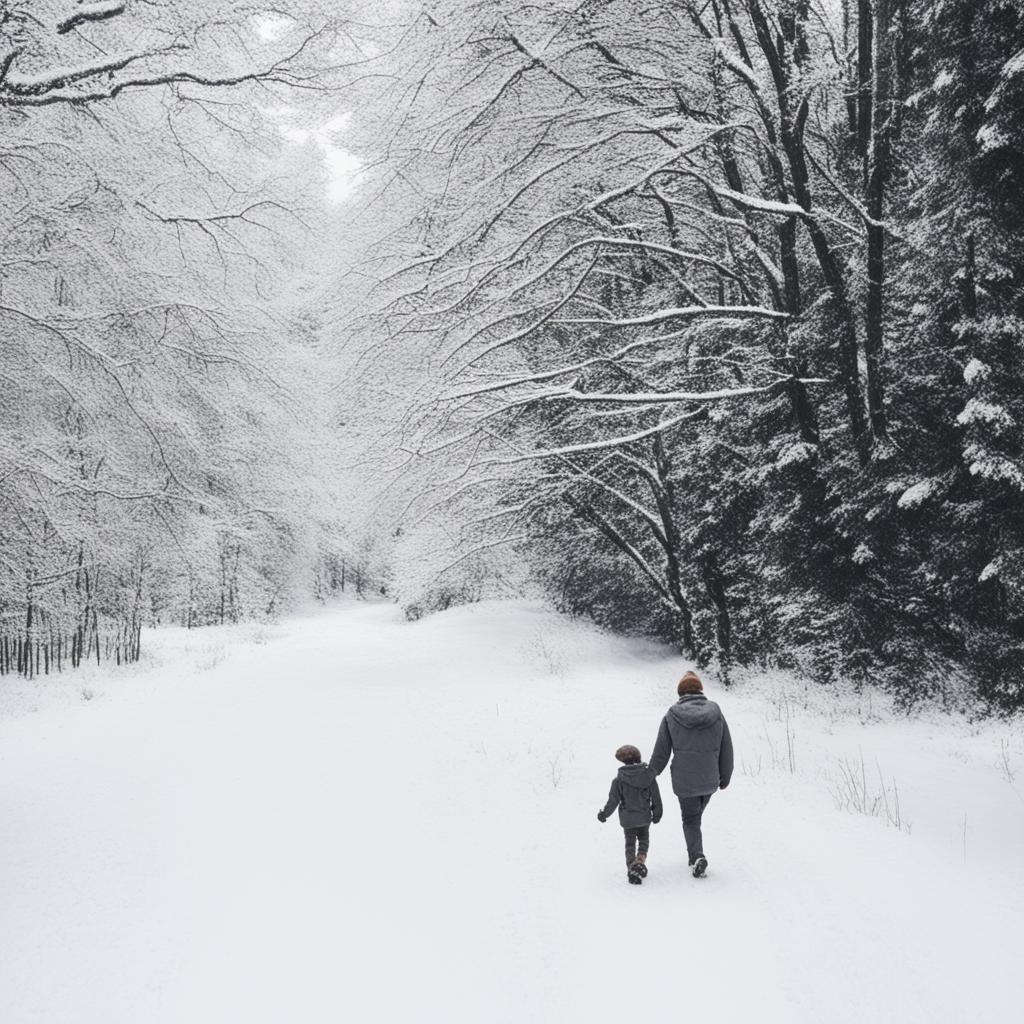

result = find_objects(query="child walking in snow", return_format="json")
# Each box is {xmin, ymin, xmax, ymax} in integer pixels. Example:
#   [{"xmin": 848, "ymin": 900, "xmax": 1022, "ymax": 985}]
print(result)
[{"xmin": 597, "ymin": 744, "xmax": 663, "ymax": 884}]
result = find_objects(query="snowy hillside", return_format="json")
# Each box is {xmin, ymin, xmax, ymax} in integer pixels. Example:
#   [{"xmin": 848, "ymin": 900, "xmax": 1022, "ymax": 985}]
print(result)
[{"xmin": 2, "ymin": 601, "xmax": 1022, "ymax": 1023}]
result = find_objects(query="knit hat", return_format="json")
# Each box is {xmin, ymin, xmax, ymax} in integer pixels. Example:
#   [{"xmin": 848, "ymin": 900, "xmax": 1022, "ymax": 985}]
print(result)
[
  {"xmin": 615, "ymin": 744, "xmax": 642, "ymax": 764},
  {"xmin": 677, "ymin": 671, "xmax": 703, "ymax": 695}
]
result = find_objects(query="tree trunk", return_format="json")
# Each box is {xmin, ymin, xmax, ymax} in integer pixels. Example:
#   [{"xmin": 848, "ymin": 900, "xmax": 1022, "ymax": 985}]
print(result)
[
  {"xmin": 702, "ymin": 550, "xmax": 732, "ymax": 682},
  {"xmin": 857, "ymin": 0, "xmax": 874, "ymax": 163},
  {"xmin": 842, "ymin": 0, "xmax": 859, "ymax": 135},
  {"xmin": 24, "ymin": 592, "xmax": 34, "ymax": 680},
  {"xmin": 746, "ymin": 1, "xmax": 871, "ymax": 462},
  {"xmin": 651, "ymin": 435, "xmax": 699, "ymax": 659},
  {"xmin": 864, "ymin": 0, "xmax": 897, "ymax": 440}
]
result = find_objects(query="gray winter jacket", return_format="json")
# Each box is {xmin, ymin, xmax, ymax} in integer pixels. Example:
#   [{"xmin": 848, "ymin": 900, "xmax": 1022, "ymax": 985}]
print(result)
[
  {"xmin": 649, "ymin": 694, "xmax": 734, "ymax": 798},
  {"xmin": 600, "ymin": 762, "xmax": 664, "ymax": 828}
]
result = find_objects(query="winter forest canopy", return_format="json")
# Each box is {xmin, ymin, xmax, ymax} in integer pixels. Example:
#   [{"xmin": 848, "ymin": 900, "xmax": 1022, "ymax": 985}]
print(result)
[
  {"xmin": 3, "ymin": 1, "xmax": 1024, "ymax": 708},
  {"xmin": 0, "ymin": 0, "xmax": 355, "ymax": 671}
]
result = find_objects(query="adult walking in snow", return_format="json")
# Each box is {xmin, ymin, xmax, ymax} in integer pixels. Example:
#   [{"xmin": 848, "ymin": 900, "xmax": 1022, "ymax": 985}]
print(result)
[{"xmin": 649, "ymin": 671, "xmax": 733, "ymax": 877}]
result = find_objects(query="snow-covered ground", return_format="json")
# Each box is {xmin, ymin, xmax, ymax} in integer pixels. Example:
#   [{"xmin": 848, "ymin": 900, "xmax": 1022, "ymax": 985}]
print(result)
[{"xmin": 2, "ymin": 600, "xmax": 1023, "ymax": 1022}]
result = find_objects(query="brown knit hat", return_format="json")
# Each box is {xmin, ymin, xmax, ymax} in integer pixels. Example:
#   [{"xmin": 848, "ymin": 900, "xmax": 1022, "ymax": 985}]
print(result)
[
  {"xmin": 615, "ymin": 744, "xmax": 642, "ymax": 764},
  {"xmin": 677, "ymin": 671, "xmax": 703, "ymax": 696}
]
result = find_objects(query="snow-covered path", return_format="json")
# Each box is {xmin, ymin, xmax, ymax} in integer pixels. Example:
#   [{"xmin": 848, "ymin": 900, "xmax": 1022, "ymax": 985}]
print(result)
[{"xmin": 2, "ymin": 601, "xmax": 1023, "ymax": 1022}]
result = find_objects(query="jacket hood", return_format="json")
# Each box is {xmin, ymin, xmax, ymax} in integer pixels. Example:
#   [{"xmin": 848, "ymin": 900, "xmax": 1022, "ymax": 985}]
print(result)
[
  {"xmin": 617, "ymin": 762, "xmax": 655, "ymax": 788},
  {"xmin": 667, "ymin": 694, "xmax": 722, "ymax": 731}
]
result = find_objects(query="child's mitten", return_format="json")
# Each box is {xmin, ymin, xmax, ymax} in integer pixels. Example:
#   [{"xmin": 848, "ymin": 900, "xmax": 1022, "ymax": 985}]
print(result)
[{"xmin": 597, "ymin": 810, "xmax": 607, "ymax": 822}]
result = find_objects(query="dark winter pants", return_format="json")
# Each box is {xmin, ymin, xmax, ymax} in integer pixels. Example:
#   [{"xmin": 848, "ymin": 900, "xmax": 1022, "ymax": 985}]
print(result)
[
  {"xmin": 623, "ymin": 826, "xmax": 650, "ymax": 865},
  {"xmin": 678, "ymin": 794, "xmax": 712, "ymax": 863}
]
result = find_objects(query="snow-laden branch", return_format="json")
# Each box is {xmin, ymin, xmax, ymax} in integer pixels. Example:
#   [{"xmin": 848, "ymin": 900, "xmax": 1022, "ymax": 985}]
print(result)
[
  {"xmin": 0, "ymin": 27, "xmax": 333, "ymax": 107},
  {"xmin": 57, "ymin": 2, "xmax": 127, "ymax": 36},
  {"xmin": 535, "ymin": 378, "xmax": 826, "ymax": 405},
  {"xmin": 480, "ymin": 407, "xmax": 708, "ymax": 464},
  {"xmin": 135, "ymin": 199, "xmax": 300, "ymax": 234},
  {"xmin": 709, "ymin": 184, "xmax": 808, "ymax": 218},
  {"xmin": 564, "ymin": 493, "xmax": 677, "ymax": 612},
  {"xmin": 443, "ymin": 254, "xmax": 599, "ymax": 368},
  {"xmin": 430, "ymin": 122, "xmax": 750, "ymax": 315},
  {"xmin": 713, "ymin": 39, "xmax": 760, "ymax": 93},
  {"xmin": 555, "ymin": 458, "xmax": 666, "ymax": 545},
  {"xmin": 445, "ymin": 334, "xmax": 677, "ymax": 400},
  {"xmin": 1, "ymin": 47, "xmax": 182, "ymax": 97},
  {"xmin": 504, "ymin": 236, "xmax": 748, "ymax": 302},
  {"xmin": 1, "ymin": 304, "xmax": 188, "ymax": 492},
  {"xmin": 554, "ymin": 304, "xmax": 789, "ymax": 329},
  {"xmin": 475, "ymin": 118, "xmax": 694, "ymax": 245}
]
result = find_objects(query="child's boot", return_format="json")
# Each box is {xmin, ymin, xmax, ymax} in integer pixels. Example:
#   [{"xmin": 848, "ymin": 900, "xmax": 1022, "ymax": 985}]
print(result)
[{"xmin": 627, "ymin": 855, "xmax": 646, "ymax": 884}]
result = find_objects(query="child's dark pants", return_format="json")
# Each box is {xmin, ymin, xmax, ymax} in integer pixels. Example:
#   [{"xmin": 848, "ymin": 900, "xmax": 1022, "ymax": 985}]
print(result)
[{"xmin": 623, "ymin": 826, "xmax": 650, "ymax": 865}]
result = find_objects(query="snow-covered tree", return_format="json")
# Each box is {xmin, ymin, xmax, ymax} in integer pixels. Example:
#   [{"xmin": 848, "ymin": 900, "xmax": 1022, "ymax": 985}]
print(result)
[
  {"xmin": 331, "ymin": 0, "xmax": 1024, "ymax": 704},
  {"xmin": 0, "ymin": 1, "xmax": 359, "ymax": 671}
]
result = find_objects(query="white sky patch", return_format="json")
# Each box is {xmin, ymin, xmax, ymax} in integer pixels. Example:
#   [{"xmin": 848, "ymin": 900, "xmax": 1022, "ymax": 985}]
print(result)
[
  {"xmin": 269, "ymin": 109, "xmax": 362, "ymax": 204},
  {"xmin": 300, "ymin": 114, "xmax": 360, "ymax": 203},
  {"xmin": 253, "ymin": 12, "xmax": 293, "ymax": 41},
  {"xmin": 322, "ymin": 145, "xmax": 361, "ymax": 203},
  {"xmin": 248, "ymin": 10, "xmax": 363, "ymax": 204}
]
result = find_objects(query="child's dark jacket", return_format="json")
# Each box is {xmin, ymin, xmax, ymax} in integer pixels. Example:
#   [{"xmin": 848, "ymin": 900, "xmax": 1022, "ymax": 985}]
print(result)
[{"xmin": 600, "ymin": 762, "xmax": 663, "ymax": 828}]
